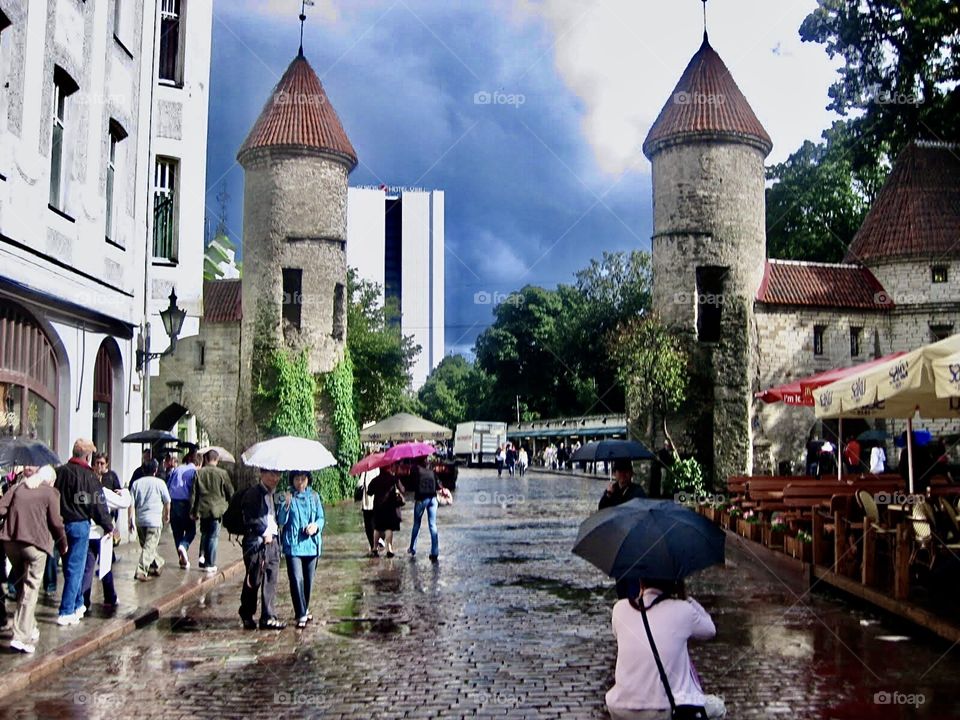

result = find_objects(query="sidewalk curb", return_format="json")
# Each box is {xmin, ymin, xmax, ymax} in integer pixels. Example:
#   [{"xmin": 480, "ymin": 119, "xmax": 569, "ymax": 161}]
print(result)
[{"xmin": 0, "ymin": 559, "xmax": 246, "ymax": 701}]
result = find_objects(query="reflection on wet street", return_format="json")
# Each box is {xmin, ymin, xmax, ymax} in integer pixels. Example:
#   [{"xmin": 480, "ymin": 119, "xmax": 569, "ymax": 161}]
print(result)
[{"xmin": 1, "ymin": 469, "xmax": 958, "ymax": 719}]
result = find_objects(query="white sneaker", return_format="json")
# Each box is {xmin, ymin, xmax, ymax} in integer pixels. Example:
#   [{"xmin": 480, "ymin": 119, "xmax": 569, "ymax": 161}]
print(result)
[
  {"xmin": 177, "ymin": 546, "xmax": 190, "ymax": 568},
  {"xmin": 204, "ymin": 565, "xmax": 218, "ymax": 574},
  {"xmin": 9, "ymin": 639, "xmax": 35, "ymax": 653},
  {"xmin": 56, "ymin": 613, "xmax": 79, "ymax": 626},
  {"xmin": 76, "ymin": 605, "xmax": 87, "ymax": 619},
  {"xmin": 29, "ymin": 627, "xmax": 39, "ymax": 643}
]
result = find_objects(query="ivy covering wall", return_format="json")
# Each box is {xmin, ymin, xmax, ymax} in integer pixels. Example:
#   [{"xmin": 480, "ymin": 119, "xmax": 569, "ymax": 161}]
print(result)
[
  {"xmin": 252, "ymin": 348, "xmax": 317, "ymax": 439},
  {"xmin": 316, "ymin": 349, "xmax": 361, "ymax": 503}
]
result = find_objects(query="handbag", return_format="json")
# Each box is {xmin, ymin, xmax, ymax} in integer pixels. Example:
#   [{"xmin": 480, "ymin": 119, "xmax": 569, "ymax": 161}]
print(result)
[
  {"xmin": 634, "ymin": 595, "xmax": 708, "ymax": 720},
  {"xmin": 437, "ymin": 487, "xmax": 453, "ymax": 506},
  {"xmin": 353, "ymin": 482, "xmax": 363, "ymax": 503},
  {"xmin": 393, "ymin": 484, "xmax": 406, "ymax": 506}
]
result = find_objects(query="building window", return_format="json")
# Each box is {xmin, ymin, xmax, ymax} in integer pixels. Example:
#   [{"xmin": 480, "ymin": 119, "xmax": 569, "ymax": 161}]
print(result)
[
  {"xmin": 105, "ymin": 121, "xmax": 126, "ymax": 243},
  {"xmin": 92, "ymin": 342, "xmax": 114, "ymax": 460},
  {"xmin": 282, "ymin": 268, "xmax": 302, "ymax": 331},
  {"xmin": 814, "ymin": 325, "xmax": 826, "ymax": 356},
  {"xmin": 932, "ymin": 265, "xmax": 948, "ymax": 284},
  {"xmin": 0, "ymin": 303, "xmax": 58, "ymax": 447},
  {"xmin": 695, "ymin": 266, "xmax": 725, "ymax": 343},
  {"xmin": 930, "ymin": 324, "xmax": 953, "ymax": 342},
  {"xmin": 196, "ymin": 341, "xmax": 205, "ymax": 370},
  {"xmin": 113, "ymin": 0, "xmax": 132, "ymax": 52},
  {"xmin": 850, "ymin": 327, "xmax": 862, "ymax": 358},
  {"xmin": 49, "ymin": 67, "xmax": 79, "ymax": 211},
  {"xmin": 332, "ymin": 283, "xmax": 346, "ymax": 340},
  {"xmin": 153, "ymin": 158, "xmax": 178, "ymax": 261},
  {"xmin": 159, "ymin": 0, "xmax": 183, "ymax": 85}
]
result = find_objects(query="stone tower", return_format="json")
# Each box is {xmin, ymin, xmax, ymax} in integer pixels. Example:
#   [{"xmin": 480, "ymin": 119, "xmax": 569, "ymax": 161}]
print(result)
[
  {"xmin": 236, "ymin": 50, "xmax": 358, "ymax": 446},
  {"xmin": 643, "ymin": 32, "xmax": 772, "ymax": 482}
]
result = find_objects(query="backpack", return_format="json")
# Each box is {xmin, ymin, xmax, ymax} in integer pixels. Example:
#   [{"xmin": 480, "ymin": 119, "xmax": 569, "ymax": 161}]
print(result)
[
  {"xmin": 223, "ymin": 485, "xmax": 255, "ymax": 536},
  {"xmin": 416, "ymin": 468, "xmax": 437, "ymax": 496}
]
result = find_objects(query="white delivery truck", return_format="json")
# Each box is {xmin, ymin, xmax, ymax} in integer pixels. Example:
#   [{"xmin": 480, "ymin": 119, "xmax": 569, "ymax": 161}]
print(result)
[{"xmin": 454, "ymin": 421, "xmax": 508, "ymax": 466}]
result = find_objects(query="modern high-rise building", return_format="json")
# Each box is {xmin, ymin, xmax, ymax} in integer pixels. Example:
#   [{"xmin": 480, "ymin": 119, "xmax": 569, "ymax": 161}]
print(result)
[{"xmin": 347, "ymin": 186, "xmax": 445, "ymax": 390}]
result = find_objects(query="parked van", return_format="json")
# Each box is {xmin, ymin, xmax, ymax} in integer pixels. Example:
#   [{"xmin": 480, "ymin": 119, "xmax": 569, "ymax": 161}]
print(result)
[{"xmin": 453, "ymin": 421, "xmax": 507, "ymax": 466}]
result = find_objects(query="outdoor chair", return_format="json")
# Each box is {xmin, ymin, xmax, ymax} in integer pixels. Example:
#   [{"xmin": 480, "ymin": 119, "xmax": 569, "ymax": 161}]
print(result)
[
  {"xmin": 909, "ymin": 501, "xmax": 960, "ymax": 570},
  {"xmin": 938, "ymin": 497, "xmax": 960, "ymax": 542},
  {"xmin": 857, "ymin": 490, "xmax": 897, "ymax": 537}
]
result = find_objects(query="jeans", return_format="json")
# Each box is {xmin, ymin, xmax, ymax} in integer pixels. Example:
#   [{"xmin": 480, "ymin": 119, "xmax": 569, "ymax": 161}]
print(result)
[
  {"xmin": 60, "ymin": 521, "xmax": 91, "ymax": 616},
  {"xmin": 409, "ymin": 497, "xmax": 439, "ymax": 557},
  {"xmin": 44, "ymin": 551, "xmax": 58, "ymax": 593},
  {"xmin": 199, "ymin": 517, "xmax": 221, "ymax": 568},
  {"xmin": 170, "ymin": 500, "xmax": 196, "ymax": 552},
  {"xmin": 82, "ymin": 538, "xmax": 117, "ymax": 607},
  {"xmin": 285, "ymin": 555, "xmax": 317, "ymax": 620}
]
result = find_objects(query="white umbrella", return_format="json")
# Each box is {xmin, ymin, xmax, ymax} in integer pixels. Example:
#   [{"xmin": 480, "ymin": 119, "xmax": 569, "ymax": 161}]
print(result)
[
  {"xmin": 358, "ymin": 412, "xmax": 452, "ymax": 442},
  {"xmin": 199, "ymin": 446, "xmax": 236, "ymax": 463},
  {"xmin": 241, "ymin": 436, "xmax": 337, "ymax": 471}
]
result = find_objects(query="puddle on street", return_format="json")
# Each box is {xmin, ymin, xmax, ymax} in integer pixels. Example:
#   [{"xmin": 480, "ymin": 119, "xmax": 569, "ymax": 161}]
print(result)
[
  {"xmin": 170, "ymin": 659, "xmax": 204, "ymax": 672},
  {"xmin": 482, "ymin": 556, "xmax": 534, "ymax": 565},
  {"xmin": 328, "ymin": 617, "xmax": 409, "ymax": 638},
  {"xmin": 493, "ymin": 575, "xmax": 609, "ymax": 606}
]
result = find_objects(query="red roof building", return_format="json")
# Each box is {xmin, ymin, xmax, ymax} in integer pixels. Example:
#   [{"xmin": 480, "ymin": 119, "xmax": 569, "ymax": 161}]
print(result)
[
  {"xmin": 202, "ymin": 279, "xmax": 242, "ymax": 323},
  {"xmin": 845, "ymin": 141, "xmax": 960, "ymax": 264},
  {"xmin": 757, "ymin": 260, "xmax": 892, "ymax": 310},
  {"xmin": 643, "ymin": 33, "xmax": 773, "ymax": 158},
  {"xmin": 237, "ymin": 53, "xmax": 357, "ymax": 169}
]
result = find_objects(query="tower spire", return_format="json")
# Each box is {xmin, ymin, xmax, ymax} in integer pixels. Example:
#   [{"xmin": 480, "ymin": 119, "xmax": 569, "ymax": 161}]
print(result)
[
  {"xmin": 702, "ymin": 0, "xmax": 709, "ymax": 43},
  {"xmin": 299, "ymin": 0, "xmax": 314, "ymax": 57}
]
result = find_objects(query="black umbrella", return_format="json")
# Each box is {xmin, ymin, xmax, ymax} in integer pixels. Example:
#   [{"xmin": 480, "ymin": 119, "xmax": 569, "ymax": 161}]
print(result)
[
  {"xmin": 121, "ymin": 429, "xmax": 179, "ymax": 444},
  {"xmin": 0, "ymin": 437, "xmax": 60, "ymax": 468},
  {"xmin": 857, "ymin": 429, "xmax": 889, "ymax": 443},
  {"xmin": 572, "ymin": 498, "xmax": 725, "ymax": 581},
  {"xmin": 570, "ymin": 440, "xmax": 654, "ymax": 463}
]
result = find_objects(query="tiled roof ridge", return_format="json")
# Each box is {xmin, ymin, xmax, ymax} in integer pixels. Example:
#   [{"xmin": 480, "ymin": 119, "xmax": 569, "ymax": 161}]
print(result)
[
  {"xmin": 643, "ymin": 33, "xmax": 773, "ymax": 158},
  {"xmin": 757, "ymin": 259, "xmax": 892, "ymax": 310},
  {"xmin": 237, "ymin": 54, "xmax": 357, "ymax": 168},
  {"xmin": 767, "ymin": 259, "xmax": 864, "ymax": 269}
]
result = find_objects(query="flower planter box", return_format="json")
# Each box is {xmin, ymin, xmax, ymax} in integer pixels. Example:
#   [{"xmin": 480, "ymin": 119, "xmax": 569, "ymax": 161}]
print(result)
[
  {"xmin": 784, "ymin": 536, "xmax": 812, "ymax": 563},
  {"xmin": 763, "ymin": 527, "xmax": 785, "ymax": 551},
  {"xmin": 720, "ymin": 511, "xmax": 732, "ymax": 529},
  {"xmin": 737, "ymin": 520, "xmax": 762, "ymax": 542},
  {"xmin": 702, "ymin": 506, "xmax": 718, "ymax": 523}
]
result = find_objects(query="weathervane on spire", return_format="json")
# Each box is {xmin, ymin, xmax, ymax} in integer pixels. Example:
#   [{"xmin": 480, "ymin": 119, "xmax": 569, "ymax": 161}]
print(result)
[{"xmin": 299, "ymin": 0, "xmax": 315, "ymax": 57}]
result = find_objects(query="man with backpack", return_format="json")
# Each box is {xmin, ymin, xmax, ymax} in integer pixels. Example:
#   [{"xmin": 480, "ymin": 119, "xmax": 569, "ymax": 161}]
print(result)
[
  {"xmin": 235, "ymin": 469, "xmax": 285, "ymax": 630},
  {"xmin": 407, "ymin": 457, "xmax": 441, "ymax": 563}
]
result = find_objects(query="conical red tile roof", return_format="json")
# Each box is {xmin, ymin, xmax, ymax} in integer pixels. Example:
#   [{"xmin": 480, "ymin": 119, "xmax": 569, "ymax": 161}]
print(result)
[
  {"xmin": 238, "ymin": 53, "xmax": 357, "ymax": 169},
  {"xmin": 845, "ymin": 141, "xmax": 960, "ymax": 264},
  {"xmin": 643, "ymin": 33, "xmax": 772, "ymax": 158}
]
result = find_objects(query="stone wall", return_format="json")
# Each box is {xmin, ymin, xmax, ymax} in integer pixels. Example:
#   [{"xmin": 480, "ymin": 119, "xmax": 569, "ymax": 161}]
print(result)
[{"xmin": 152, "ymin": 322, "xmax": 242, "ymax": 452}]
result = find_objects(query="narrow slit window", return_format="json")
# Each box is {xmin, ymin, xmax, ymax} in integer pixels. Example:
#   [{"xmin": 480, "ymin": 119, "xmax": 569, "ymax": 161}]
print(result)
[
  {"xmin": 814, "ymin": 325, "xmax": 826, "ymax": 356},
  {"xmin": 932, "ymin": 266, "xmax": 948, "ymax": 284},
  {"xmin": 849, "ymin": 327, "xmax": 862, "ymax": 358},
  {"xmin": 282, "ymin": 269, "xmax": 302, "ymax": 331},
  {"xmin": 332, "ymin": 283, "xmax": 346, "ymax": 340},
  {"xmin": 695, "ymin": 266, "xmax": 725, "ymax": 343}
]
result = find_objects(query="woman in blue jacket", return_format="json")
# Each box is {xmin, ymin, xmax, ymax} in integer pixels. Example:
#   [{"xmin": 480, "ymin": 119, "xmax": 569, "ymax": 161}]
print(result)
[{"xmin": 277, "ymin": 471, "xmax": 324, "ymax": 629}]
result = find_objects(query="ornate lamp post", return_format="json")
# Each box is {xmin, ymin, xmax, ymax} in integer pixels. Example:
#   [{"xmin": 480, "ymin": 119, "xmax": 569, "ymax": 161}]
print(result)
[{"xmin": 136, "ymin": 290, "xmax": 186, "ymax": 372}]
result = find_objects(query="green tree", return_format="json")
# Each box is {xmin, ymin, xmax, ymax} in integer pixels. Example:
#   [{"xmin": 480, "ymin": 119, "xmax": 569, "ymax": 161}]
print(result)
[
  {"xmin": 347, "ymin": 269, "xmax": 420, "ymax": 425},
  {"xmin": 765, "ymin": 122, "xmax": 885, "ymax": 262},
  {"xmin": 417, "ymin": 354, "xmax": 496, "ymax": 426},
  {"xmin": 800, "ymin": 0, "xmax": 960, "ymax": 173}
]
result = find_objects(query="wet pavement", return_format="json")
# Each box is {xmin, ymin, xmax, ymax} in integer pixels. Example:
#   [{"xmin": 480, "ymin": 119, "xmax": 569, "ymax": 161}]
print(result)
[{"xmin": 1, "ymin": 470, "xmax": 958, "ymax": 719}]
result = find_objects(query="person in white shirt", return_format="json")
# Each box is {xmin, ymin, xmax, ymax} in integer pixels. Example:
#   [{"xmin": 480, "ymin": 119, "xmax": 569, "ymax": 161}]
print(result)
[
  {"xmin": 606, "ymin": 580, "xmax": 726, "ymax": 719},
  {"xmin": 80, "ymin": 484, "xmax": 131, "ymax": 612},
  {"xmin": 869, "ymin": 445, "xmax": 887, "ymax": 474}
]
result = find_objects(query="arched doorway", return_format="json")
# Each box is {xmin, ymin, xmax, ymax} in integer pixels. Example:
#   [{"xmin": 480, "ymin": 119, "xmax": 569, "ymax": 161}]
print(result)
[
  {"xmin": 93, "ymin": 339, "xmax": 123, "ymax": 459},
  {"xmin": 0, "ymin": 302, "xmax": 59, "ymax": 446}
]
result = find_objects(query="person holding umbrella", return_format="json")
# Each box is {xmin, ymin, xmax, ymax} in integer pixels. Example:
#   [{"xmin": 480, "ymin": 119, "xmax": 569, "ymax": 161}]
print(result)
[
  {"xmin": 277, "ymin": 471, "xmax": 324, "ymax": 629},
  {"xmin": 599, "ymin": 460, "xmax": 646, "ymax": 511},
  {"xmin": 238, "ymin": 467, "xmax": 285, "ymax": 630}
]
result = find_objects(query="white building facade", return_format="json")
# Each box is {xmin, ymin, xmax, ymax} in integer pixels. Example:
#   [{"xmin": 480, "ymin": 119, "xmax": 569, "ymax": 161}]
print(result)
[
  {"xmin": 0, "ymin": 0, "xmax": 210, "ymax": 480},
  {"xmin": 347, "ymin": 186, "xmax": 445, "ymax": 390}
]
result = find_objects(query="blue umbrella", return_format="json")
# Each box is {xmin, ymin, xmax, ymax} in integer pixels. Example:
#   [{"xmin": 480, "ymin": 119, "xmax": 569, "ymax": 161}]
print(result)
[
  {"xmin": 895, "ymin": 429, "xmax": 932, "ymax": 448},
  {"xmin": 0, "ymin": 437, "xmax": 60, "ymax": 467},
  {"xmin": 857, "ymin": 429, "xmax": 889, "ymax": 443},
  {"xmin": 570, "ymin": 440, "xmax": 654, "ymax": 463},
  {"xmin": 572, "ymin": 498, "xmax": 725, "ymax": 581}
]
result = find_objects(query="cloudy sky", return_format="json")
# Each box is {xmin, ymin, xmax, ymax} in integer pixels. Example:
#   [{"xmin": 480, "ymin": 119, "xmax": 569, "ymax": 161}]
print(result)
[{"xmin": 206, "ymin": 0, "xmax": 842, "ymax": 357}]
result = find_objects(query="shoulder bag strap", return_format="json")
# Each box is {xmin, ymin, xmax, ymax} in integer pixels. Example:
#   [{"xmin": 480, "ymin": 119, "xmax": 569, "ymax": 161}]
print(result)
[{"xmin": 632, "ymin": 595, "xmax": 677, "ymax": 713}]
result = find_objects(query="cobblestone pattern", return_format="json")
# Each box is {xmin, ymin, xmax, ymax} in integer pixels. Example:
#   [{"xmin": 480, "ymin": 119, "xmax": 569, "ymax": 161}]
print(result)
[{"xmin": 1, "ymin": 471, "xmax": 958, "ymax": 719}]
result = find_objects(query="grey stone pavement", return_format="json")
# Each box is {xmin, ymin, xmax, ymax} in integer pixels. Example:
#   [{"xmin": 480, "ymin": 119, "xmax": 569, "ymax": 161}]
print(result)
[{"xmin": 0, "ymin": 470, "xmax": 958, "ymax": 719}]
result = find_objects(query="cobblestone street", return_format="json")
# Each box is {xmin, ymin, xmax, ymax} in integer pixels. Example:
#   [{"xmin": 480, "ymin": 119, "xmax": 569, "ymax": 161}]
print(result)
[{"xmin": 2, "ymin": 470, "xmax": 959, "ymax": 719}]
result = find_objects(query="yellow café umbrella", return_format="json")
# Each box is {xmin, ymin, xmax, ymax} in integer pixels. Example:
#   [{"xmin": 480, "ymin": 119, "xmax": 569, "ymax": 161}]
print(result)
[{"xmin": 815, "ymin": 333, "xmax": 960, "ymax": 492}]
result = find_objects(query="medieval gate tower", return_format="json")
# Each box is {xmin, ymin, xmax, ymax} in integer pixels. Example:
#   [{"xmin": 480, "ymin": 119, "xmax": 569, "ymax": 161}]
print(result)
[
  {"xmin": 644, "ymin": 33, "xmax": 772, "ymax": 482},
  {"xmin": 236, "ymin": 50, "xmax": 358, "ymax": 448}
]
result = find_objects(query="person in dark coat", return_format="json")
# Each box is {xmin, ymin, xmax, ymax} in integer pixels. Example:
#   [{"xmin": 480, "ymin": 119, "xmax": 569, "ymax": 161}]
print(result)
[
  {"xmin": 598, "ymin": 459, "xmax": 645, "ymax": 600},
  {"xmin": 238, "ymin": 469, "xmax": 284, "ymax": 630},
  {"xmin": 368, "ymin": 465, "xmax": 405, "ymax": 557}
]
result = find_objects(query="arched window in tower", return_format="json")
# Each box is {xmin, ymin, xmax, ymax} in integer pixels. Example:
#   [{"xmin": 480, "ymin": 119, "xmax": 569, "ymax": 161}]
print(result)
[
  {"xmin": 332, "ymin": 283, "xmax": 346, "ymax": 341},
  {"xmin": 696, "ymin": 266, "xmax": 725, "ymax": 343}
]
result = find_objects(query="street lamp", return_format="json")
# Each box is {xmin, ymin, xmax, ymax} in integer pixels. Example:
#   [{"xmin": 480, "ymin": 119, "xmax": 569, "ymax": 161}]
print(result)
[{"xmin": 136, "ymin": 290, "xmax": 186, "ymax": 372}]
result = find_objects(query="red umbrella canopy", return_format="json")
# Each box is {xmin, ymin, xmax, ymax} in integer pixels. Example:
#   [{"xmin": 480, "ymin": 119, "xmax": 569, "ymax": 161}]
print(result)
[
  {"xmin": 382, "ymin": 442, "xmax": 437, "ymax": 464},
  {"xmin": 349, "ymin": 452, "xmax": 386, "ymax": 476},
  {"xmin": 756, "ymin": 351, "xmax": 908, "ymax": 407}
]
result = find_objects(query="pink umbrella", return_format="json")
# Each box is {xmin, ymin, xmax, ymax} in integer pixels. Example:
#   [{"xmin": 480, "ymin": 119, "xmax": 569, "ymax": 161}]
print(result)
[
  {"xmin": 382, "ymin": 441, "xmax": 437, "ymax": 464},
  {"xmin": 349, "ymin": 452, "xmax": 386, "ymax": 476}
]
